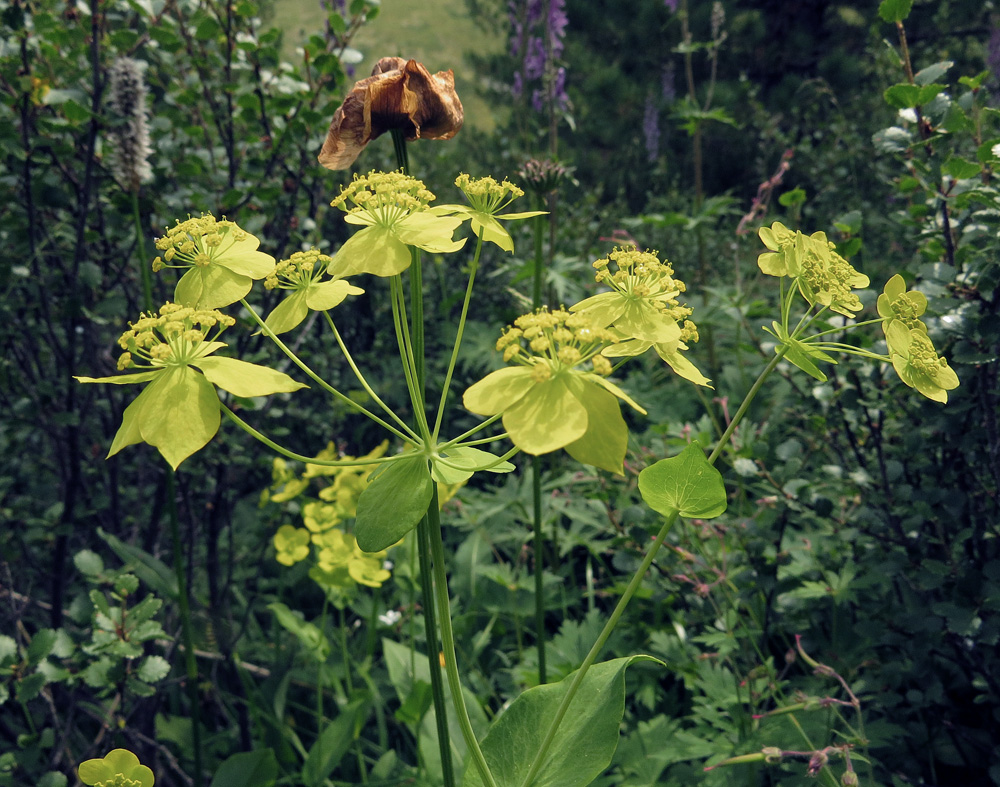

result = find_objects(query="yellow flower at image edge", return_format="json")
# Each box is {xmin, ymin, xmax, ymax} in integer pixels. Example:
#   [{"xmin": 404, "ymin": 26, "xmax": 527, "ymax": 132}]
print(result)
[
  {"xmin": 76, "ymin": 303, "xmax": 307, "ymax": 469},
  {"xmin": 79, "ymin": 749, "xmax": 154, "ymax": 787},
  {"xmin": 886, "ymin": 321, "xmax": 959, "ymax": 403},
  {"xmin": 463, "ymin": 309, "xmax": 646, "ymax": 475}
]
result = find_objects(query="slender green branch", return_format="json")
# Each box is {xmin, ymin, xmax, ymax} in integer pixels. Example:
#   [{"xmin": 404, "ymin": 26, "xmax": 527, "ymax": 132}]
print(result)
[
  {"xmin": 517, "ymin": 510, "xmax": 680, "ymax": 787},
  {"xmin": 220, "ymin": 403, "xmax": 411, "ymax": 465},
  {"xmin": 708, "ymin": 348, "xmax": 787, "ymax": 466},
  {"xmin": 427, "ymin": 487, "xmax": 499, "ymax": 787},
  {"xmin": 532, "ymin": 456, "xmax": 546, "ymax": 684},
  {"xmin": 389, "ymin": 277, "xmax": 431, "ymax": 440},
  {"xmin": 437, "ymin": 414, "xmax": 504, "ymax": 449},
  {"xmin": 240, "ymin": 298, "xmax": 412, "ymax": 440},
  {"xmin": 433, "ymin": 232, "xmax": 484, "ymax": 440},
  {"xmin": 410, "ymin": 247, "xmax": 425, "ymax": 393},
  {"xmin": 324, "ymin": 312, "xmax": 418, "ymax": 439}
]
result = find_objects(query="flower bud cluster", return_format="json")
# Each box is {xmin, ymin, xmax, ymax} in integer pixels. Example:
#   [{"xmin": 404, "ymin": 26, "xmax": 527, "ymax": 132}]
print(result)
[
  {"xmin": 594, "ymin": 248, "xmax": 696, "ymax": 327},
  {"xmin": 265, "ymin": 248, "xmax": 333, "ymax": 291},
  {"xmin": 455, "ymin": 173, "xmax": 524, "ymax": 214},
  {"xmin": 496, "ymin": 308, "xmax": 617, "ymax": 376},
  {"xmin": 152, "ymin": 214, "xmax": 247, "ymax": 272},
  {"xmin": 330, "ymin": 170, "xmax": 435, "ymax": 216},
  {"xmin": 116, "ymin": 302, "xmax": 235, "ymax": 370}
]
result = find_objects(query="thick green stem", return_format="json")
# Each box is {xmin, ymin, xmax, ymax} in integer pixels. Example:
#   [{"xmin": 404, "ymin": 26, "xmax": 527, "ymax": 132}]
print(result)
[
  {"xmin": 518, "ymin": 510, "xmax": 680, "ymax": 787},
  {"xmin": 427, "ymin": 488, "xmax": 499, "ymax": 787},
  {"xmin": 167, "ymin": 474, "xmax": 203, "ymax": 786},
  {"xmin": 417, "ymin": 515, "xmax": 455, "ymax": 787},
  {"xmin": 532, "ymin": 457, "xmax": 546, "ymax": 684},
  {"xmin": 131, "ymin": 190, "xmax": 153, "ymax": 312}
]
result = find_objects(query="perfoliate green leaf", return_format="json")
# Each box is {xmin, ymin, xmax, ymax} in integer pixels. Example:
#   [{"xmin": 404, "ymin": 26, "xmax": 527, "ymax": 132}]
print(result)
[
  {"xmin": 108, "ymin": 367, "xmax": 220, "ymax": 469},
  {"xmin": 193, "ymin": 356, "xmax": 307, "ymax": 397},
  {"xmin": 331, "ymin": 225, "xmax": 412, "ymax": 278},
  {"xmin": 638, "ymin": 441, "xmax": 727, "ymax": 519},
  {"xmin": 564, "ymin": 376, "xmax": 627, "ymax": 475},
  {"xmin": 431, "ymin": 447, "xmax": 515, "ymax": 484},
  {"xmin": 503, "ymin": 377, "xmax": 588, "ymax": 455},
  {"xmin": 355, "ymin": 455, "xmax": 433, "ymax": 552},
  {"xmin": 878, "ymin": 0, "xmax": 912, "ymax": 23},
  {"xmin": 461, "ymin": 656, "xmax": 662, "ymax": 787},
  {"xmin": 463, "ymin": 366, "xmax": 535, "ymax": 415},
  {"xmin": 210, "ymin": 750, "xmax": 278, "ymax": 787},
  {"xmin": 175, "ymin": 263, "xmax": 254, "ymax": 309},
  {"xmin": 263, "ymin": 290, "xmax": 309, "ymax": 335}
]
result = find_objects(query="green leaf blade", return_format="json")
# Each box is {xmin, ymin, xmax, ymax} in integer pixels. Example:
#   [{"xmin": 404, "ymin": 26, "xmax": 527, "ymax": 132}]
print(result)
[{"xmin": 637, "ymin": 441, "xmax": 727, "ymax": 519}]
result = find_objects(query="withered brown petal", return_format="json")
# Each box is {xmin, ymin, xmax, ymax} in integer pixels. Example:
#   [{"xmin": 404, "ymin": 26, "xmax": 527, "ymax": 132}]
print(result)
[{"xmin": 318, "ymin": 58, "xmax": 464, "ymax": 171}]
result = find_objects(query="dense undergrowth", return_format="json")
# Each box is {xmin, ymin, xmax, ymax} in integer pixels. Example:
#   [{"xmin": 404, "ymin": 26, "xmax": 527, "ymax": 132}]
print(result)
[{"xmin": 1, "ymin": 1, "xmax": 998, "ymax": 786}]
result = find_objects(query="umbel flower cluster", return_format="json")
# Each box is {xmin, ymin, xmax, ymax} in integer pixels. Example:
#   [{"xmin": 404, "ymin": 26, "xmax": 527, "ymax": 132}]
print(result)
[{"xmin": 758, "ymin": 221, "xmax": 959, "ymax": 402}]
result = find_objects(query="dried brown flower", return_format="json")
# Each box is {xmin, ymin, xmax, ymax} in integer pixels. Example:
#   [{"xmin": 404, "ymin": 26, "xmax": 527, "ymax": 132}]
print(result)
[{"xmin": 318, "ymin": 57, "xmax": 464, "ymax": 170}]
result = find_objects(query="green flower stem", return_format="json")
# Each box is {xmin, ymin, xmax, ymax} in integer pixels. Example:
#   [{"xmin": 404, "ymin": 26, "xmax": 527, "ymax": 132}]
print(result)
[
  {"xmin": 167, "ymin": 473, "xmax": 204, "ymax": 787},
  {"xmin": 522, "ymin": 348, "xmax": 791, "ymax": 787},
  {"xmin": 807, "ymin": 316, "xmax": 886, "ymax": 339},
  {"xmin": 410, "ymin": 247, "xmax": 425, "ymax": 393},
  {"xmin": 241, "ymin": 298, "xmax": 414, "ymax": 442},
  {"xmin": 416, "ymin": 514, "xmax": 456, "ymax": 787},
  {"xmin": 389, "ymin": 276, "xmax": 432, "ymax": 441},
  {"xmin": 131, "ymin": 190, "xmax": 153, "ymax": 312},
  {"xmin": 532, "ymin": 199, "xmax": 545, "ymax": 308},
  {"xmin": 324, "ymin": 312, "xmax": 417, "ymax": 438},
  {"xmin": 708, "ymin": 347, "xmax": 787, "ymax": 467},
  {"xmin": 517, "ymin": 509, "xmax": 681, "ymax": 787},
  {"xmin": 427, "ymin": 486, "xmax": 500, "ymax": 787},
  {"xmin": 432, "ymin": 231, "xmax": 484, "ymax": 441},
  {"xmin": 532, "ymin": 456, "xmax": 546, "ymax": 684},
  {"xmin": 219, "ymin": 404, "xmax": 407, "ymax": 467},
  {"xmin": 437, "ymin": 414, "xmax": 504, "ymax": 449}
]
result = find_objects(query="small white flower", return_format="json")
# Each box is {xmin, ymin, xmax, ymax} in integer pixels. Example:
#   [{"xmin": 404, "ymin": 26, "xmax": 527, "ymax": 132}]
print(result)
[{"xmin": 378, "ymin": 609, "xmax": 402, "ymax": 626}]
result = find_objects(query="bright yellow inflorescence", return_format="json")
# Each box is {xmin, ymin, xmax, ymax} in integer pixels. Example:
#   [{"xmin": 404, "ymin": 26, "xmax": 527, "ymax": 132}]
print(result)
[
  {"xmin": 592, "ymin": 248, "xmax": 695, "ymax": 325},
  {"xmin": 152, "ymin": 214, "xmax": 248, "ymax": 272},
  {"xmin": 264, "ymin": 248, "xmax": 333, "ymax": 291},
  {"xmin": 496, "ymin": 308, "xmax": 618, "ymax": 376},
  {"xmin": 330, "ymin": 170, "xmax": 435, "ymax": 218},
  {"xmin": 455, "ymin": 173, "xmax": 524, "ymax": 213},
  {"xmin": 116, "ymin": 302, "xmax": 235, "ymax": 370}
]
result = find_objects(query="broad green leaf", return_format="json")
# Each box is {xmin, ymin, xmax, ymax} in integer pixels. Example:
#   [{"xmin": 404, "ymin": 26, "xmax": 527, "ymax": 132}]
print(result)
[
  {"xmin": 638, "ymin": 441, "xmax": 727, "ymax": 519},
  {"xmin": 303, "ymin": 698, "xmax": 369, "ymax": 787},
  {"xmin": 210, "ymin": 750, "xmax": 278, "ymax": 787},
  {"xmin": 26, "ymin": 629, "xmax": 57, "ymax": 666},
  {"xmin": 193, "ymin": 356, "xmax": 307, "ymax": 397},
  {"xmin": 462, "ymin": 655, "xmax": 661, "ymax": 787},
  {"xmin": 268, "ymin": 602, "xmax": 330, "ymax": 662},
  {"xmin": 872, "ymin": 126, "xmax": 913, "ymax": 154},
  {"xmin": 878, "ymin": 0, "xmax": 912, "ymax": 23},
  {"xmin": 355, "ymin": 455, "xmax": 433, "ymax": 552}
]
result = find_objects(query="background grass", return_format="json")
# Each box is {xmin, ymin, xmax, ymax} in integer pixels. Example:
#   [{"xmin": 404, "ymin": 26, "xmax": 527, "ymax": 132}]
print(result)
[{"xmin": 269, "ymin": 0, "xmax": 504, "ymax": 130}]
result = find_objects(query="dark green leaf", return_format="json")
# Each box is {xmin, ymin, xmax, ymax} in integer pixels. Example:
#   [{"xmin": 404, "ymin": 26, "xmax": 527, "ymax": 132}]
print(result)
[
  {"xmin": 462, "ymin": 656, "xmax": 661, "ymax": 787},
  {"xmin": 210, "ymin": 750, "xmax": 278, "ymax": 787},
  {"xmin": 915, "ymin": 61, "xmax": 953, "ymax": 86},
  {"xmin": 303, "ymin": 698, "xmax": 369, "ymax": 787},
  {"xmin": 878, "ymin": 0, "xmax": 912, "ymax": 23},
  {"xmin": 355, "ymin": 455, "xmax": 432, "ymax": 552}
]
